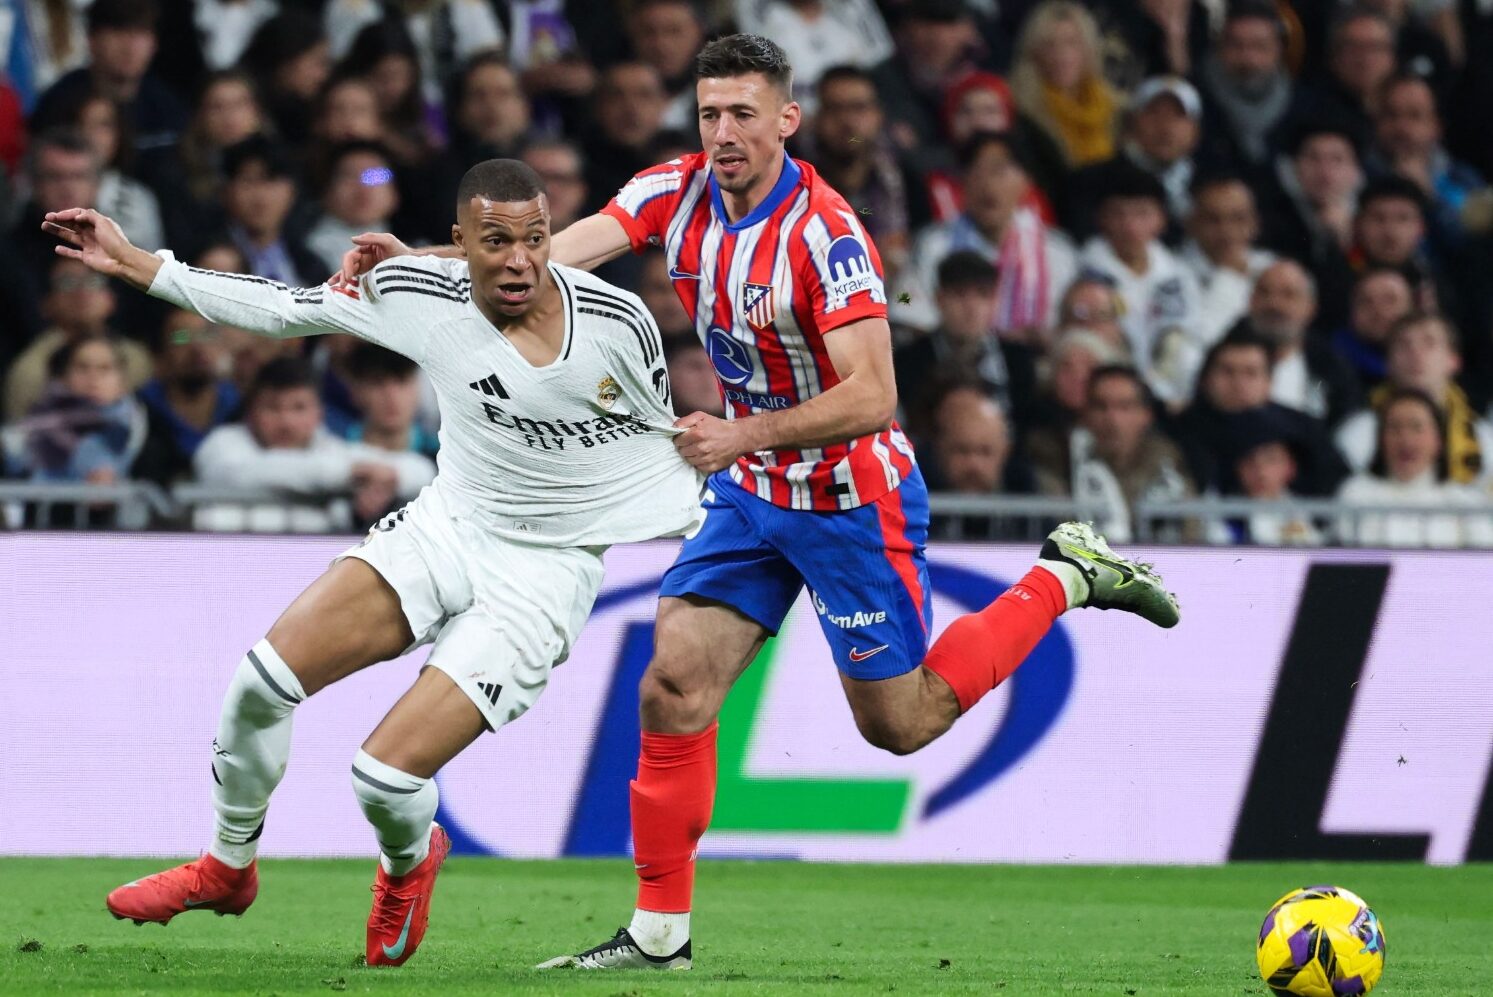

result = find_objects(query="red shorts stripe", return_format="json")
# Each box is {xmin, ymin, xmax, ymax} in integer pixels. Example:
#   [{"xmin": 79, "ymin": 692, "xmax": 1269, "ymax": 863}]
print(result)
[{"xmin": 874, "ymin": 486, "xmax": 927, "ymax": 634}]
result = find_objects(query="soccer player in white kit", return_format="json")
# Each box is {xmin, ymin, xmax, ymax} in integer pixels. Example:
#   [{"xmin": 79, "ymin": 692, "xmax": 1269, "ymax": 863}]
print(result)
[{"xmin": 40, "ymin": 159, "xmax": 704, "ymax": 967}]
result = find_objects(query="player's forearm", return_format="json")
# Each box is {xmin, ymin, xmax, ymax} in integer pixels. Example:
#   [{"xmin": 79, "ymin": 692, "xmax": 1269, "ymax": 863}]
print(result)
[
  {"xmin": 551, "ymin": 214, "xmax": 632, "ymax": 271},
  {"xmin": 148, "ymin": 258, "xmax": 324, "ymax": 340},
  {"xmin": 114, "ymin": 243, "xmax": 164, "ymax": 291},
  {"xmin": 736, "ymin": 373, "xmax": 896, "ymax": 453}
]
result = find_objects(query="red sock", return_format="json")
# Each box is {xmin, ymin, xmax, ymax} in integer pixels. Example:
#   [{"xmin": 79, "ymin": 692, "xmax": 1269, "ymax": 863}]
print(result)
[
  {"xmin": 922, "ymin": 566, "xmax": 1067, "ymax": 713},
  {"xmin": 631, "ymin": 723, "xmax": 718, "ymax": 913}
]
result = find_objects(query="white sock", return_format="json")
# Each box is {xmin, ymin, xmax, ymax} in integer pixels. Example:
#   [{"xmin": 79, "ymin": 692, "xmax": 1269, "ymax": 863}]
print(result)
[
  {"xmin": 351, "ymin": 749, "xmax": 436, "ymax": 876},
  {"xmin": 1035, "ymin": 559, "xmax": 1088, "ymax": 611},
  {"xmin": 209, "ymin": 640, "xmax": 306, "ymax": 869},
  {"xmin": 629, "ymin": 908, "xmax": 690, "ymax": 955}
]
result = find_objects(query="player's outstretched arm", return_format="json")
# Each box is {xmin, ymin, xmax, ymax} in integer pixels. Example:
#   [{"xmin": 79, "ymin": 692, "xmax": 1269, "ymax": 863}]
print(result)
[
  {"xmin": 673, "ymin": 317, "xmax": 898, "ymax": 473},
  {"xmin": 42, "ymin": 207, "xmax": 163, "ymax": 290}
]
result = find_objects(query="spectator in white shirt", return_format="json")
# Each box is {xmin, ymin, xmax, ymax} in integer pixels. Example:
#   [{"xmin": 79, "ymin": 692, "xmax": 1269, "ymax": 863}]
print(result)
[
  {"xmin": 734, "ymin": 0, "xmax": 894, "ymax": 115},
  {"xmin": 1337, "ymin": 388, "xmax": 1493, "ymax": 547},
  {"xmin": 306, "ymin": 141, "xmax": 400, "ymax": 276},
  {"xmin": 1078, "ymin": 163, "xmax": 1204, "ymax": 407},
  {"xmin": 193, "ymin": 356, "xmax": 434, "ymax": 533},
  {"xmin": 1181, "ymin": 173, "xmax": 1274, "ymax": 344}
]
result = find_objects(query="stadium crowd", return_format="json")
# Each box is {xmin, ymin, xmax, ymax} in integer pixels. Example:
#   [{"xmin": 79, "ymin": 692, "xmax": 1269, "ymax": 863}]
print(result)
[{"xmin": 4, "ymin": 0, "xmax": 1493, "ymax": 546}]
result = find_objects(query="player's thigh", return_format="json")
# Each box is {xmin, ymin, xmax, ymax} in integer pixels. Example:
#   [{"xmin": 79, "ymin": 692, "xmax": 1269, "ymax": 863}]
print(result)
[
  {"xmin": 265, "ymin": 557, "xmax": 417, "ymax": 696},
  {"xmin": 642, "ymin": 594, "xmax": 771, "ymax": 732},
  {"xmin": 360, "ymin": 665, "xmax": 488, "ymax": 778}
]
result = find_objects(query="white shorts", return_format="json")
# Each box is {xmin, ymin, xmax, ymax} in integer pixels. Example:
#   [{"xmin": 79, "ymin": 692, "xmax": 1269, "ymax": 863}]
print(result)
[{"xmin": 335, "ymin": 484, "xmax": 606, "ymax": 732}]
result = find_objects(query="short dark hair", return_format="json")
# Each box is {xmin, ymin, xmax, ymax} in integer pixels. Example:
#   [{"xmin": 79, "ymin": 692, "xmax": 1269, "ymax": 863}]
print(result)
[
  {"xmin": 1330, "ymin": 5, "xmax": 1392, "ymax": 51},
  {"xmin": 1288, "ymin": 117, "xmax": 1360, "ymax": 160},
  {"xmin": 47, "ymin": 334, "xmax": 122, "ymax": 380},
  {"xmin": 456, "ymin": 158, "xmax": 546, "ymax": 210},
  {"xmin": 958, "ymin": 130, "xmax": 1035, "ymax": 175},
  {"xmin": 894, "ymin": 0, "xmax": 971, "ymax": 25},
  {"xmin": 1205, "ymin": 325, "xmax": 1277, "ymax": 375},
  {"xmin": 936, "ymin": 250, "xmax": 998, "ymax": 291},
  {"xmin": 29, "ymin": 126, "xmax": 98, "ymax": 176},
  {"xmin": 1224, "ymin": 0, "xmax": 1286, "ymax": 35},
  {"xmin": 1388, "ymin": 309, "xmax": 1461, "ymax": 353},
  {"xmin": 319, "ymin": 139, "xmax": 395, "ymax": 195},
  {"xmin": 345, "ymin": 342, "xmax": 418, "ymax": 382},
  {"xmin": 694, "ymin": 34, "xmax": 793, "ymax": 97},
  {"xmin": 87, "ymin": 0, "xmax": 157, "ymax": 32},
  {"xmin": 1189, "ymin": 170, "xmax": 1251, "ymax": 199},
  {"xmin": 1097, "ymin": 162, "xmax": 1168, "ymax": 208},
  {"xmin": 222, "ymin": 134, "xmax": 295, "ymax": 181},
  {"xmin": 1357, "ymin": 174, "xmax": 1429, "ymax": 219},
  {"xmin": 1088, "ymin": 364, "xmax": 1152, "ymax": 406},
  {"xmin": 1370, "ymin": 386, "xmax": 1448, "ymax": 480},
  {"xmin": 247, "ymin": 356, "xmax": 318, "ymax": 407},
  {"xmin": 817, "ymin": 64, "xmax": 876, "ymax": 96}
]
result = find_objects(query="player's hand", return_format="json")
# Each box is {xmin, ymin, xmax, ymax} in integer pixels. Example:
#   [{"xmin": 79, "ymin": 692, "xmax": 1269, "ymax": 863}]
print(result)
[
  {"xmin": 41, "ymin": 208, "xmax": 159, "ymax": 288},
  {"xmin": 330, "ymin": 232, "xmax": 411, "ymax": 288},
  {"xmin": 673, "ymin": 411, "xmax": 750, "ymax": 473}
]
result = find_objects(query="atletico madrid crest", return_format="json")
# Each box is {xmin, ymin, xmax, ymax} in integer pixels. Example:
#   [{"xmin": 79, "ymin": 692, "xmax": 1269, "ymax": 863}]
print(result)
[{"xmin": 742, "ymin": 282, "xmax": 776, "ymax": 330}]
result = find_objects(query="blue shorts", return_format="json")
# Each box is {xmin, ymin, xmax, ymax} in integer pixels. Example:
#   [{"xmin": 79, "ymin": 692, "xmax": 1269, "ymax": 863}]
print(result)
[{"xmin": 659, "ymin": 468, "xmax": 933, "ymax": 680}]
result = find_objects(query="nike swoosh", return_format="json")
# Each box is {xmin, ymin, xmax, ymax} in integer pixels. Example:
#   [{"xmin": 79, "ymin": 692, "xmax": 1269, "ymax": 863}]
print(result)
[
  {"xmin": 381, "ymin": 906, "xmax": 417, "ymax": 961},
  {"xmin": 667, "ymin": 266, "xmax": 701, "ymax": 280},
  {"xmin": 1069, "ymin": 548, "xmax": 1135, "ymax": 586},
  {"xmin": 182, "ymin": 898, "xmax": 215, "ymax": 908},
  {"xmin": 848, "ymin": 645, "xmax": 889, "ymax": 662}
]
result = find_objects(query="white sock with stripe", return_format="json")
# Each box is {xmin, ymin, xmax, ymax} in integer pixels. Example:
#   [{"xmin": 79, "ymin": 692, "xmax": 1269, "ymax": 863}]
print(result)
[
  {"xmin": 209, "ymin": 640, "xmax": 306, "ymax": 869},
  {"xmin": 351, "ymin": 749, "xmax": 436, "ymax": 876}
]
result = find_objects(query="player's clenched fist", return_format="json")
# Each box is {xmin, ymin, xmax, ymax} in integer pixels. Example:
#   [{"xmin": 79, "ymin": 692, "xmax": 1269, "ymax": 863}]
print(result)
[{"xmin": 672, "ymin": 411, "xmax": 752, "ymax": 473}]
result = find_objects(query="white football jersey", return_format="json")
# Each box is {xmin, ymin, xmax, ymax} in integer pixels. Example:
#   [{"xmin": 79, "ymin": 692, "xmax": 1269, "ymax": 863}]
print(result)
[{"xmin": 148, "ymin": 254, "xmax": 705, "ymax": 547}]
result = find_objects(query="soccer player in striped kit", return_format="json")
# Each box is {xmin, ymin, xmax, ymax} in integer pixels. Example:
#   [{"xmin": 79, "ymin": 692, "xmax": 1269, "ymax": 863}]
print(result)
[{"xmin": 343, "ymin": 35, "xmax": 1181, "ymax": 970}]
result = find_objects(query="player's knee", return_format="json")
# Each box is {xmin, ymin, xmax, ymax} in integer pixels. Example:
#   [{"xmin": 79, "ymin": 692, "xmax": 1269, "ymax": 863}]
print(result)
[
  {"xmin": 639, "ymin": 663, "xmax": 717, "ymax": 727},
  {"xmin": 226, "ymin": 640, "xmax": 306, "ymax": 723},
  {"xmin": 350, "ymin": 748, "xmax": 431, "ymax": 822}
]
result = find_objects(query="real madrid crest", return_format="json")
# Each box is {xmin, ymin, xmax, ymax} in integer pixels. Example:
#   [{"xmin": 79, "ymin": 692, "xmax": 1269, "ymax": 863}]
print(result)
[{"xmin": 596, "ymin": 374, "xmax": 621, "ymax": 410}]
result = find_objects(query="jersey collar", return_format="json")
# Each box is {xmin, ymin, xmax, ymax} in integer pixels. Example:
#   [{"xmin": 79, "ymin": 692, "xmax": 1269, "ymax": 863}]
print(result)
[{"xmin": 707, "ymin": 152, "xmax": 802, "ymax": 232}]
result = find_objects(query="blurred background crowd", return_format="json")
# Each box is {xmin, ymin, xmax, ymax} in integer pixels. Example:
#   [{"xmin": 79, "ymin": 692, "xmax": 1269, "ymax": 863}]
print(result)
[{"xmin": 4, "ymin": 0, "xmax": 1493, "ymax": 546}]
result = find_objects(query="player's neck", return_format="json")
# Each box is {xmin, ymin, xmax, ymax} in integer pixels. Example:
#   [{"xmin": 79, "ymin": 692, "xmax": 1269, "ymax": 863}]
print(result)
[
  {"xmin": 719, "ymin": 152, "xmax": 787, "ymax": 223},
  {"xmin": 473, "ymin": 275, "xmax": 567, "ymax": 366}
]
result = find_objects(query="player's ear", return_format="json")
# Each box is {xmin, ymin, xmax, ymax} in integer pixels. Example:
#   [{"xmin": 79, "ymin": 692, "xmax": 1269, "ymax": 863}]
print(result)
[
  {"xmin": 451, "ymin": 223, "xmax": 466, "ymax": 256},
  {"xmin": 780, "ymin": 100, "xmax": 801, "ymax": 141}
]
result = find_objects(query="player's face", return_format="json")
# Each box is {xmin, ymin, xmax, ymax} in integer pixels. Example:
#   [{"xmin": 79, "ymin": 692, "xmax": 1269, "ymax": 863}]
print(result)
[
  {"xmin": 697, "ymin": 73, "xmax": 800, "ymax": 197},
  {"xmin": 455, "ymin": 195, "xmax": 552, "ymax": 319}
]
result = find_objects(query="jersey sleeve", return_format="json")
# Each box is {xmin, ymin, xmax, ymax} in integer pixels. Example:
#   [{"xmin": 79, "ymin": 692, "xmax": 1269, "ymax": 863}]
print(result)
[
  {"xmin": 794, "ymin": 208, "xmax": 889, "ymax": 334},
  {"xmin": 146, "ymin": 255, "xmax": 435, "ymax": 363},
  {"xmin": 600, "ymin": 159, "xmax": 691, "ymax": 253}
]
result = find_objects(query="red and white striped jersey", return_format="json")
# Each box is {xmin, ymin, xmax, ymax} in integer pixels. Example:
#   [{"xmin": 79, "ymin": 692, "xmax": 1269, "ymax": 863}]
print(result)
[{"xmin": 602, "ymin": 151, "xmax": 917, "ymax": 511}]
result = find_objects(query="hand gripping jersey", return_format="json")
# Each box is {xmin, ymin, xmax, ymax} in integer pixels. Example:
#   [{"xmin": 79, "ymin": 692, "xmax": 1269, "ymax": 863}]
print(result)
[
  {"xmin": 603, "ymin": 151, "xmax": 918, "ymax": 512},
  {"xmin": 147, "ymin": 254, "xmax": 704, "ymax": 547}
]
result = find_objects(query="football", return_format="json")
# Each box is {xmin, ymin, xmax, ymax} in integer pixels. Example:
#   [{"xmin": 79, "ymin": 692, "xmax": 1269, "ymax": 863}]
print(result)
[{"xmin": 1256, "ymin": 885, "xmax": 1387, "ymax": 996}]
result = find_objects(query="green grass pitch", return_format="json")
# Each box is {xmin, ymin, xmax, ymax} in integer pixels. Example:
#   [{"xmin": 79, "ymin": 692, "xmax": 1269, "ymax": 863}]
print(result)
[{"xmin": 1, "ymin": 858, "xmax": 1488, "ymax": 995}]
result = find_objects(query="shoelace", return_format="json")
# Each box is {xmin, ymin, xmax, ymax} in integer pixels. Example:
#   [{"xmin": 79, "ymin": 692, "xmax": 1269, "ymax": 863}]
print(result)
[
  {"xmin": 577, "ymin": 928, "xmax": 632, "ymax": 959},
  {"xmin": 367, "ymin": 882, "xmax": 411, "ymax": 937}
]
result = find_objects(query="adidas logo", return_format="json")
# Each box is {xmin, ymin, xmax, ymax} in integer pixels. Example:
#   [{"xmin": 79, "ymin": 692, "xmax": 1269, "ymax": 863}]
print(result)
[
  {"xmin": 469, "ymin": 373, "xmax": 509, "ymax": 398},
  {"xmin": 477, "ymin": 682, "xmax": 503, "ymax": 707}
]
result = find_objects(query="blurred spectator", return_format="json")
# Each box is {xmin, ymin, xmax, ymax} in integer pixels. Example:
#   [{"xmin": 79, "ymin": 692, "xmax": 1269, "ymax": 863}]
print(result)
[
  {"xmin": 1223, "ymin": 420, "xmax": 1326, "ymax": 545},
  {"xmin": 194, "ymin": 0, "xmax": 279, "ymax": 72},
  {"xmin": 925, "ymin": 70, "xmax": 1068, "ymax": 225},
  {"xmin": 870, "ymin": 0, "xmax": 981, "ymax": 154},
  {"xmin": 8, "ymin": 336, "xmax": 146, "ymax": 486},
  {"xmin": 664, "ymin": 337, "xmax": 725, "ymax": 418},
  {"xmin": 894, "ymin": 251, "xmax": 1034, "ymax": 439},
  {"xmin": 1247, "ymin": 259, "xmax": 1362, "ymax": 427},
  {"xmin": 1022, "ymin": 328, "xmax": 1126, "ymax": 479},
  {"xmin": 1367, "ymin": 72, "xmax": 1485, "ymax": 246},
  {"xmin": 923, "ymin": 381, "xmax": 1035, "ymax": 492},
  {"xmin": 1305, "ymin": 8, "xmax": 1399, "ymax": 145},
  {"xmin": 187, "ymin": 242, "xmax": 303, "ymax": 394},
  {"xmin": 583, "ymin": 62, "xmax": 669, "ymax": 214},
  {"xmin": 803, "ymin": 66, "xmax": 909, "ymax": 269},
  {"xmin": 1196, "ymin": 0, "xmax": 1295, "ymax": 170},
  {"xmin": 1336, "ymin": 387, "xmax": 1493, "ymax": 546},
  {"xmin": 306, "ymin": 141, "xmax": 399, "ymax": 276},
  {"xmin": 1332, "ymin": 264, "xmax": 1416, "ymax": 387},
  {"xmin": 1077, "ymin": 163, "xmax": 1203, "ymax": 406},
  {"xmin": 1054, "ymin": 276, "xmax": 1129, "ymax": 353},
  {"xmin": 325, "ymin": 0, "xmax": 504, "ymax": 108},
  {"xmin": 131, "ymin": 308, "xmax": 242, "ymax": 486},
  {"xmin": 32, "ymin": 0, "xmax": 187, "ymax": 154},
  {"xmin": 1263, "ymin": 119, "xmax": 1362, "ymax": 328},
  {"xmin": 1064, "ymin": 75, "xmax": 1205, "ymax": 242},
  {"xmin": 1352, "ymin": 175, "xmax": 1431, "ymax": 274},
  {"xmin": 505, "ymin": 0, "xmax": 597, "ymax": 120},
  {"xmin": 333, "ymin": 20, "xmax": 429, "ymax": 166},
  {"xmin": 639, "ymin": 251, "xmax": 694, "ymax": 342},
  {"xmin": 1172, "ymin": 330, "xmax": 1349, "ymax": 495},
  {"xmin": 12, "ymin": 0, "xmax": 91, "ymax": 104},
  {"xmin": 1035, "ymin": 364, "xmax": 1198, "ymax": 542},
  {"xmin": 1335, "ymin": 312, "xmax": 1492, "ymax": 483},
  {"xmin": 314, "ymin": 77, "xmax": 382, "ymax": 146},
  {"xmin": 628, "ymin": 0, "xmax": 706, "ymax": 129},
  {"xmin": 895, "ymin": 132, "xmax": 1077, "ymax": 336},
  {"xmin": 1010, "ymin": 1, "xmax": 1119, "ymax": 168},
  {"xmin": 521, "ymin": 139, "xmax": 588, "ymax": 231},
  {"xmin": 45, "ymin": 85, "xmax": 164, "ymax": 250},
  {"xmin": 175, "ymin": 71, "xmax": 268, "ymax": 210},
  {"xmin": 9, "ymin": 127, "xmax": 102, "ymax": 297},
  {"xmin": 342, "ymin": 342, "xmax": 438, "ymax": 460},
  {"xmin": 1181, "ymin": 173, "xmax": 1274, "ymax": 343},
  {"xmin": 735, "ymin": 0, "xmax": 893, "ymax": 115},
  {"xmin": 5, "ymin": 257, "xmax": 152, "ymax": 422},
  {"xmin": 192, "ymin": 357, "xmax": 434, "ymax": 533},
  {"xmin": 240, "ymin": 10, "xmax": 331, "ymax": 149},
  {"xmin": 215, "ymin": 135, "xmax": 323, "ymax": 286}
]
